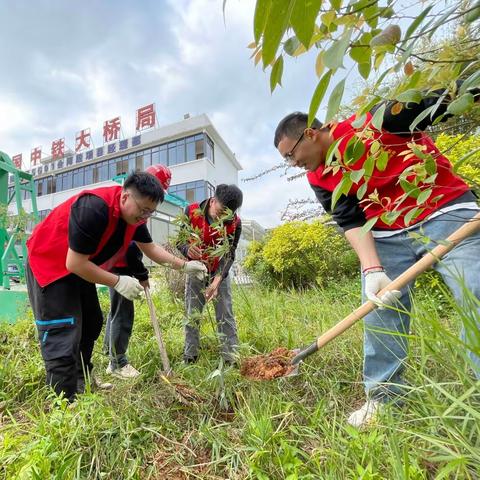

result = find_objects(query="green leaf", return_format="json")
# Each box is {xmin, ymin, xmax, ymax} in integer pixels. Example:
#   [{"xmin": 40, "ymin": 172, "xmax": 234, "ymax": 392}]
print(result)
[
  {"xmin": 323, "ymin": 30, "xmax": 352, "ymax": 70},
  {"xmin": 356, "ymin": 182, "xmax": 368, "ymax": 200},
  {"xmin": 331, "ymin": 0, "xmax": 342, "ymax": 11},
  {"xmin": 360, "ymin": 216, "xmax": 378, "ymax": 235},
  {"xmin": 446, "ymin": 93, "xmax": 474, "ymax": 116},
  {"xmin": 400, "ymin": 179, "xmax": 420, "ymax": 198},
  {"xmin": 358, "ymin": 61, "xmax": 371, "ymax": 80},
  {"xmin": 254, "ymin": 0, "xmax": 272, "ymax": 43},
  {"xmin": 417, "ymin": 188, "xmax": 432, "ymax": 205},
  {"xmin": 409, "ymin": 105, "xmax": 435, "ymax": 131},
  {"xmin": 270, "ymin": 56, "xmax": 284, "ymax": 92},
  {"xmin": 404, "ymin": 206, "xmax": 421, "ymax": 226},
  {"xmin": 283, "ymin": 36, "xmax": 301, "ymax": 56},
  {"xmin": 262, "ymin": 0, "xmax": 295, "ymax": 68},
  {"xmin": 331, "ymin": 175, "xmax": 352, "ymax": 210},
  {"xmin": 290, "ymin": 0, "xmax": 322, "ymax": 48},
  {"xmin": 351, "ymin": 113, "xmax": 367, "ymax": 129},
  {"xmin": 381, "ymin": 210, "xmax": 402, "ymax": 225},
  {"xmin": 363, "ymin": 155, "xmax": 375, "ymax": 177},
  {"xmin": 376, "ymin": 151, "xmax": 389, "ymax": 171},
  {"xmin": 350, "ymin": 168, "xmax": 365, "ymax": 184},
  {"xmin": 405, "ymin": 70, "xmax": 422, "ymax": 90},
  {"xmin": 396, "ymin": 89, "xmax": 422, "ymax": 104},
  {"xmin": 370, "ymin": 103, "xmax": 385, "ymax": 131},
  {"xmin": 344, "ymin": 138, "xmax": 366, "ymax": 165},
  {"xmin": 308, "ymin": 70, "xmax": 333, "ymax": 126},
  {"xmin": 404, "ymin": 5, "xmax": 433, "ymax": 41},
  {"xmin": 349, "ymin": 44, "xmax": 371, "ymax": 65},
  {"xmin": 324, "ymin": 78, "xmax": 346, "ymax": 123},
  {"xmin": 466, "ymin": 3, "xmax": 480, "ymax": 23},
  {"xmin": 459, "ymin": 70, "xmax": 480, "ymax": 95},
  {"xmin": 325, "ymin": 138, "xmax": 342, "ymax": 165}
]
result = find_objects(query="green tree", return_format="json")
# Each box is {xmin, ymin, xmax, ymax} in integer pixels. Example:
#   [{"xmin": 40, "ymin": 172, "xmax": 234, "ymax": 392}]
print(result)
[{"xmin": 243, "ymin": 220, "xmax": 358, "ymax": 289}]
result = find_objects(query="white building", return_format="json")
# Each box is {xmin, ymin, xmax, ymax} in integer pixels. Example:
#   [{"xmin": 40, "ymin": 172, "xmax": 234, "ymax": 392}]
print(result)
[{"xmin": 9, "ymin": 114, "xmax": 243, "ymax": 244}]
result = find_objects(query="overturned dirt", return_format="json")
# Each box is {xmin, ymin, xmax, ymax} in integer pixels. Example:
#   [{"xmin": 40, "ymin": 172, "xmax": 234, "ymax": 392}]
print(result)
[{"xmin": 240, "ymin": 347, "xmax": 296, "ymax": 380}]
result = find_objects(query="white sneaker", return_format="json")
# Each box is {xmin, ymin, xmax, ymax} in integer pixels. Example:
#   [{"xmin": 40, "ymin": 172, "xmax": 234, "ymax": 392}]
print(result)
[
  {"xmin": 347, "ymin": 400, "xmax": 382, "ymax": 428},
  {"xmin": 106, "ymin": 363, "xmax": 140, "ymax": 379}
]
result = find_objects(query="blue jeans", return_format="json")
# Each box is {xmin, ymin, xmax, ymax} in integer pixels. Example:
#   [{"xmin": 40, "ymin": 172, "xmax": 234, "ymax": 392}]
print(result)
[{"xmin": 363, "ymin": 209, "xmax": 480, "ymax": 401}]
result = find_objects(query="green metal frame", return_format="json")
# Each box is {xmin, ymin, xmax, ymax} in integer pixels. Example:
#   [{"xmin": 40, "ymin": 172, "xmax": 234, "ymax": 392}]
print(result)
[{"xmin": 0, "ymin": 151, "xmax": 39, "ymax": 289}]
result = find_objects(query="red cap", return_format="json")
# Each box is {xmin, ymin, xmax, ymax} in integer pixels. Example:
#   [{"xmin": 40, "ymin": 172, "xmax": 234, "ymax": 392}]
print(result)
[{"xmin": 146, "ymin": 164, "xmax": 172, "ymax": 191}]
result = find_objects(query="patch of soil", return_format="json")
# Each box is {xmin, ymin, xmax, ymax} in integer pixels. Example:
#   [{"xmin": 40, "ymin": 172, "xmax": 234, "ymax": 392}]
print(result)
[{"xmin": 240, "ymin": 347, "xmax": 296, "ymax": 380}]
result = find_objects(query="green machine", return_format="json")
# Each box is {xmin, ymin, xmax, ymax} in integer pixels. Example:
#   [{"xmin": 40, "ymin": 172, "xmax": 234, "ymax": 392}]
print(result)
[{"xmin": 0, "ymin": 151, "xmax": 38, "ymax": 323}]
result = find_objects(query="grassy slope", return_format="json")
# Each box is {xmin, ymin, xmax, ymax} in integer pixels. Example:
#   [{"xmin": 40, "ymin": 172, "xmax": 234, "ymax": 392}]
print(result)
[{"xmin": 0, "ymin": 278, "xmax": 479, "ymax": 479}]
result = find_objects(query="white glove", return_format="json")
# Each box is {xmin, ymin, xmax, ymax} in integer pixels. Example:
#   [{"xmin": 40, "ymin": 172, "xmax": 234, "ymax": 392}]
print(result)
[
  {"xmin": 183, "ymin": 260, "xmax": 207, "ymax": 281},
  {"xmin": 364, "ymin": 270, "xmax": 401, "ymax": 309},
  {"xmin": 113, "ymin": 275, "xmax": 143, "ymax": 300}
]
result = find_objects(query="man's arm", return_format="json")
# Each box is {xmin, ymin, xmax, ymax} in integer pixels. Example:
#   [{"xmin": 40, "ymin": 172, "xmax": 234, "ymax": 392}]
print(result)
[
  {"xmin": 126, "ymin": 242, "xmax": 149, "ymax": 282},
  {"xmin": 66, "ymin": 249, "xmax": 119, "ymax": 287},
  {"xmin": 136, "ymin": 241, "xmax": 186, "ymax": 269}
]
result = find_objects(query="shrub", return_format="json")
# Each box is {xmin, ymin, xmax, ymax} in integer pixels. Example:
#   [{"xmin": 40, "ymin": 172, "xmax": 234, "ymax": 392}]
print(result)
[
  {"xmin": 436, "ymin": 133, "xmax": 480, "ymax": 193},
  {"xmin": 243, "ymin": 220, "xmax": 358, "ymax": 289}
]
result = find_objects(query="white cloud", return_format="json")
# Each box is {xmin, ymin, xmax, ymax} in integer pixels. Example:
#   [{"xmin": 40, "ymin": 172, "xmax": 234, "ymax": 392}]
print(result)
[{"xmin": 1, "ymin": 0, "xmax": 324, "ymax": 227}]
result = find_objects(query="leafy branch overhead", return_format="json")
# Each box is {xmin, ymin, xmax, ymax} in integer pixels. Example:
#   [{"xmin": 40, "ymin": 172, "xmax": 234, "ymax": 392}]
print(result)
[
  {"xmin": 251, "ymin": 0, "xmax": 480, "ymax": 125},
  {"xmin": 247, "ymin": 0, "xmax": 480, "ymax": 231}
]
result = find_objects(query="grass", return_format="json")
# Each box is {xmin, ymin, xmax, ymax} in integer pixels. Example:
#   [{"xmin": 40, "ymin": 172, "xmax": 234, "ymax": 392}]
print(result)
[{"xmin": 0, "ymin": 275, "xmax": 479, "ymax": 479}]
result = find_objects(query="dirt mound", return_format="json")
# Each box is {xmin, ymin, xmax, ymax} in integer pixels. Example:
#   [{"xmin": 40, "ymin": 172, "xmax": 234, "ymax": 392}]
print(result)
[{"xmin": 240, "ymin": 347, "xmax": 296, "ymax": 380}]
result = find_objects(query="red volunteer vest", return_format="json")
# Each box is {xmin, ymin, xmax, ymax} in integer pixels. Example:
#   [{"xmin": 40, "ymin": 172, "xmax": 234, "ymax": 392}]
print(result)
[
  {"xmin": 307, "ymin": 114, "xmax": 469, "ymax": 229},
  {"xmin": 187, "ymin": 202, "xmax": 240, "ymax": 273},
  {"xmin": 27, "ymin": 186, "xmax": 142, "ymax": 287}
]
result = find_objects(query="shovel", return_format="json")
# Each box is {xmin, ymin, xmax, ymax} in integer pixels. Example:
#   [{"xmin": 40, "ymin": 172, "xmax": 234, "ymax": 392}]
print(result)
[
  {"xmin": 144, "ymin": 286, "xmax": 172, "ymax": 376},
  {"xmin": 287, "ymin": 211, "xmax": 480, "ymax": 376},
  {"xmin": 144, "ymin": 286, "xmax": 204, "ymax": 405}
]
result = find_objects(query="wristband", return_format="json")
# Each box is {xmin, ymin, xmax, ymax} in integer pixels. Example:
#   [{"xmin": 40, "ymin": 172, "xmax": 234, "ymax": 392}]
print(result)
[{"xmin": 362, "ymin": 265, "xmax": 385, "ymax": 274}]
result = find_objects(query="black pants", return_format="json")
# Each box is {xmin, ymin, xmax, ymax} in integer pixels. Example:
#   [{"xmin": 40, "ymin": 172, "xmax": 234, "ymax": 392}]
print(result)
[
  {"xmin": 103, "ymin": 287, "xmax": 134, "ymax": 369},
  {"xmin": 26, "ymin": 262, "xmax": 103, "ymax": 402}
]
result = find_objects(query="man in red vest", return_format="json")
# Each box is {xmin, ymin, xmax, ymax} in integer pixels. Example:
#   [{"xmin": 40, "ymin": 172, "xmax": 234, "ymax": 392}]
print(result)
[
  {"xmin": 26, "ymin": 171, "xmax": 206, "ymax": 402},
  {"xmin": 104, "ymin": 164, "xmax": 173, "ymax": 380},
  {"xmin": 177, "ymin": 184, "xmax": 243, "ymax": 365},
  {"xmin": 274, "ymin": 85, "xmax": 480, "ymax": 427}
]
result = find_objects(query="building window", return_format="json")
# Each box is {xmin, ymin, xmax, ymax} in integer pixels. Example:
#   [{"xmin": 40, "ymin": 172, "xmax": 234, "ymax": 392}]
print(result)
[
  {"xmin": 73, "ymin": 168, "xmax": 84, "ymax": 188},
  {"xmin": 135, "ymin": 154, "xmax": 143, "ymax": 171},
  {"xmin": 205, "ymin": 135, "xmax": 214, "ymax": 163},
  {"xmin": 169, "ymin": 180, "xmax": 210, "ymax": 203}
]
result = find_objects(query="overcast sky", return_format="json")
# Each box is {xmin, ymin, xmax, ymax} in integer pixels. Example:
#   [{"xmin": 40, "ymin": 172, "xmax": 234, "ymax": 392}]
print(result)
[{"xmin": 0, "ymin": 0, "xmax": 366, "ymax": 227}]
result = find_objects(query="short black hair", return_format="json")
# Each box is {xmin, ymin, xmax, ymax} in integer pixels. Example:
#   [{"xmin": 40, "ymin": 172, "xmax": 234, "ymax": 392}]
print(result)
[
  {"xmin": 123, "ymin": 171, "xmax": 164, "ymax": 204},
  {"xmin": 274, "ymin": 112, "xmax": 323, "ymax": 148},
  {"xmin": 215, "ymin": 184, "xmax": 243, "ymax": 212}
]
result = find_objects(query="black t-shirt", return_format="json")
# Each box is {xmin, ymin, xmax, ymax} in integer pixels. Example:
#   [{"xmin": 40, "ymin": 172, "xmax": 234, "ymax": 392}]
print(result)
[{"xmin": 68, "ymin": 194, "xmax": 152, "ymax": 265}]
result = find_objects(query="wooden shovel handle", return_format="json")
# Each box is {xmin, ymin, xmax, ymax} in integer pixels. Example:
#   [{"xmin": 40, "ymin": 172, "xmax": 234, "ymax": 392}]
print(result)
[
  {"xmin": 145, "ymin": 286, "xmax": 172, "ymax": 375},
  {"xmin": 315, "ymin": 211, "xmax": 480, "ymax": 350}
]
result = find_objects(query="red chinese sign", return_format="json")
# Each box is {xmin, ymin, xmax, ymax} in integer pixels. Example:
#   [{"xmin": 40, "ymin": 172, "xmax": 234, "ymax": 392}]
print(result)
[
  {"xmin": 51, "ymin": 138, "xmax": 65, "ymax": 159},
  {"xmin": 136, "ymin": 103, "xmax": 156, "ymax": 131},
  {"xmin": 31, "ymin": 147, "xmax": 42, "ymax": 166},
  {"xmin": 12, "ymin": 154, "xmax": 22, "ymax": 169},
  {"xmin": 76, "ymin": 128, "xmax": 91, "ymax": 152},
  {"xmin": 103, "ymin": 117, "xmax": 121, "ymax": 143}
]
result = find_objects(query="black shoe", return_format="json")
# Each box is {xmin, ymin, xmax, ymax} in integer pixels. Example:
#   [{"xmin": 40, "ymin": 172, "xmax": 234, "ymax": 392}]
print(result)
[{"xmin": 183, "ymin": 356, "xmax": 198, "ymax": 364}]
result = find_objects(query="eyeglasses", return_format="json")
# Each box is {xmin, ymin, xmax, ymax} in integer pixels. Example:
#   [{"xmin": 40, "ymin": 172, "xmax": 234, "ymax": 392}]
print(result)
[
  {"xmin": 284, "ymin": 131, "xmax": 305, "ymax": 166},
  {"xmin": 130, "ymin": 194, "xmax": 156, "ymax": 218}
]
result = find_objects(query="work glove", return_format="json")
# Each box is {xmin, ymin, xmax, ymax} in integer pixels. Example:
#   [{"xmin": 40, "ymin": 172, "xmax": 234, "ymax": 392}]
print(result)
[
  {"xmin": 364, "ymin": 270, "xmax": 401, "ymax": 310},
  {"xmin": 183, "ymin": 260, "xmax": 207, "ymax": 281},
  {"xmin": 113, "ymin": 275, "xmax": 143, "ymax": 301}
]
